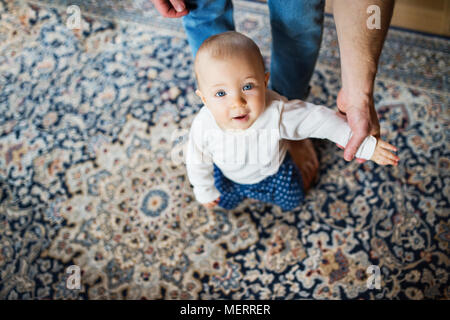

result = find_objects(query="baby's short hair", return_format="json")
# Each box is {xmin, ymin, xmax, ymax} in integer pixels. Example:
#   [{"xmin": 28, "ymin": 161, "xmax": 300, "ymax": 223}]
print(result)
[{"xmin": 194, "ymin": 31, "xmax": 265, "ymax": 82}]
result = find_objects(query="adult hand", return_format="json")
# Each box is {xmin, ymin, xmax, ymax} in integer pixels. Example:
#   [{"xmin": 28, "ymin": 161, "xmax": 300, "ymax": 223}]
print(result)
[
  {"xmin": 150, "ymin": 0, "xmax": 189, "ymax": 18},
  {"xmin": 336, "ymin": 88, "xmax": 380, "ymax": 163}
]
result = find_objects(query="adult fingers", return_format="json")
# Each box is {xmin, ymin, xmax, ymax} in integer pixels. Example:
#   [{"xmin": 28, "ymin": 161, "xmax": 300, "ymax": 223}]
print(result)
[
  {"xmin": 152, "ymin": 0, "xmax": 188, "ymax": 18},
  {"xmin": 344, "ymin": 128, "xmax": 368, "ymax": 161},
  {"xmin": 369, "ymin": 104, "xmax": 381, "ymax": 137},
  {"xmin": 168, "ymin": 0, "xmax": 189, "ymax": 17},
  {"xmin": 343, "ymin": 107, "xmax": 370, "ymax": 161},
  {"xmin": 169, "ymin": 0, "xmax": 186, "ymax": 12}
]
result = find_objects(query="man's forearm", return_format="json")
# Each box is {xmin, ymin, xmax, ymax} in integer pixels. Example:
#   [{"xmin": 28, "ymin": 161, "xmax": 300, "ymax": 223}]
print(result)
[{"xmin": 333, "ymin": 0, "xmax": 394, "ymax": 95}]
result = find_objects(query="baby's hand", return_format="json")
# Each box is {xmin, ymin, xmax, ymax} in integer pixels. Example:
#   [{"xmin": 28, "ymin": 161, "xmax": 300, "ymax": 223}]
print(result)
[
  {"xmin": 203, "ymin": 197, "xmax": 220, "ymax": 209},
  {"xmin": 370, "ymin": 139, "xmax": 399, "ymax": 166}
]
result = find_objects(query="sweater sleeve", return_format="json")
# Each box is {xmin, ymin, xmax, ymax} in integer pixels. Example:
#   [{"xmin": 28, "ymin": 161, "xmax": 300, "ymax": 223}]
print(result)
[
  {"xmin": 186, "ymin": 119, "xmax": 221, "ymax": 204},
  {"xmin": 278, "ymin": 99, "xmax": 377, "ymax": 160}
]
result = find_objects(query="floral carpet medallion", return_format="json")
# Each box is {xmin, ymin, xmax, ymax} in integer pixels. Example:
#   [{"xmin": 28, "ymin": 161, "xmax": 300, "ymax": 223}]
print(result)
[{"xmin": 0, "ymin": 0, "xmax": 449, "ymax": 299}]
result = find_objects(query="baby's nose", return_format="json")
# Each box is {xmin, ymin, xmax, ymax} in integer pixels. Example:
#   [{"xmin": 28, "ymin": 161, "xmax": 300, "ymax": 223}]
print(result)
[{"xmin": 231, "ymin": 95, "xmax": 246, "ymax": 108}]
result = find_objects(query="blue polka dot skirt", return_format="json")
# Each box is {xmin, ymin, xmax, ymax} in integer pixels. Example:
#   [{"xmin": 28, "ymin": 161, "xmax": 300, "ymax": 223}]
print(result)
[{"xmin": 213, "ymin": 152, "xmax": 305, "ymax": 211}]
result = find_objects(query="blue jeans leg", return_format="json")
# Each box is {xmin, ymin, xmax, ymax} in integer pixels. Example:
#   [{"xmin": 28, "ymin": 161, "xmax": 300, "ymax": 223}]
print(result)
[
  {"xmin": 267, "ymin": 0, "xmax": 325, "ymax": 100},
  {"xmin": 182, "ymin": 0, "xmax": 235, "ymax": 57}
]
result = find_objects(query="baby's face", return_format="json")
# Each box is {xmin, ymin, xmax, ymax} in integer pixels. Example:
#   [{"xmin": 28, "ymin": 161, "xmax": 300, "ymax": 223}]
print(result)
[{"xmin": 195, "ymin": 52, "xmax": 269, "ymax": 131}]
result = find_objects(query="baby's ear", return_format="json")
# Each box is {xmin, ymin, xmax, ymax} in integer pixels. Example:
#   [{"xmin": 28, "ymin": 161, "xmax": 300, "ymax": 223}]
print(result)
[
  {"xmin": 264, "ymin": 72, "xmax": 270, "ymax": 88},
  {"xmin": 195, "ymin": 89, "xmax": 206, "ymax": 104}
]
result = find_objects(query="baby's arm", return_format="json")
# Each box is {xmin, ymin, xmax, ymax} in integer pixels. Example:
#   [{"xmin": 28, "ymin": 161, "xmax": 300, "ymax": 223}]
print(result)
[
  {"xmin": 186, "ymin": 122, "xmax": 221, "ymax": 208},
  {"xmin": 339, "ymin": 138, "xmax": 399, "ymax": 165},
  {"xmin": 279, "ymin": 100, "xmax": 397, "ymax": 162}
]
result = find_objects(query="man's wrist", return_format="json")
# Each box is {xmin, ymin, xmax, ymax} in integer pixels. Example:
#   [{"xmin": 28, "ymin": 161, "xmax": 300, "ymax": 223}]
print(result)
[
  {"xmin": 340, "ymin": 51, "xmax": 377, "ymax": 96},
  {"xmin": 339, "ymin": 86, "xmax": 374, "ymax": 110},
  {"xmin": 341, "ymin": 69, "xmax": 376, "ymax": 97}
]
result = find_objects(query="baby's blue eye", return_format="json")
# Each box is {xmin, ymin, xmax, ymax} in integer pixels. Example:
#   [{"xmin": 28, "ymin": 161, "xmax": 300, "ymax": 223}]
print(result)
[
  {"xmin": 243, "ymin": 83, "xmax": 253, "ymax": 91},
  {"xmin": 215, "ymin": 90, "xmax": 226, "ymax": 97}
]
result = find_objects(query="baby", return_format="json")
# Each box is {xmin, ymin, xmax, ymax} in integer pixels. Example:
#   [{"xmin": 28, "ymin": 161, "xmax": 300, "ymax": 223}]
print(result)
[{"xmin": 186, "ymin": 31, "xmax": 398, "ymax": 211}]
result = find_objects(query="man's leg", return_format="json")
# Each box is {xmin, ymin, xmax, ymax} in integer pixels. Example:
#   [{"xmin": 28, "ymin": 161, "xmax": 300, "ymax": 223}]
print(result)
[
  {"xmin": 267, "ymin": 0, "xmax": 324, "ymax": 100},
  {"xmin": 182, "ymin": 0, "xmax": 235, "ymax": 57},
  {"xmin": 268, "ymin": 0, "xmax": 325, "ymax": 191}
]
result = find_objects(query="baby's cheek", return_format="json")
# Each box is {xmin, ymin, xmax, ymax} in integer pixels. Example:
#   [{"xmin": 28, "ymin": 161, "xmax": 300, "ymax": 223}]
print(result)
[
  {"xmin": 211, "ymin": 104, "xmax": 227, "ymax": 117},
  {"xmin": 252, "ymin": 97, "xmax": 266, "ymax": 114},
  {"xmin": 220, "ymin": 109, "xmax": 230, "ymax": 120}
]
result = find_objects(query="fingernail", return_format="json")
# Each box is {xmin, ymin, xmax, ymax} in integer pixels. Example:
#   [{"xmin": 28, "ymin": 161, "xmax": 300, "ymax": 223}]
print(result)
[{"xmin": 175, "ymin": 3, "xmax": 185, "ymax": 12}]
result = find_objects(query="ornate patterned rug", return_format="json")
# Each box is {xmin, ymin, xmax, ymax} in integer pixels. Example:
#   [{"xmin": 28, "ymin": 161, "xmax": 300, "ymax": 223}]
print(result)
[{"xmin": 0, "ymin": 0, "xmax": 449, "ymax": 299}]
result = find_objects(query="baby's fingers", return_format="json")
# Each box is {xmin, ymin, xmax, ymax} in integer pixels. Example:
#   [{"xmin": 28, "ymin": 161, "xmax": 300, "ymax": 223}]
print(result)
[
  {"xmin": 203, "ymin": 197, "xmax": 220, "ymax": 209},
  {"xmin": 378, "ymin": 140, "xmax": 397, "ymax": 152},
  {"xmin": 203, "ymin": 202, "xmax": 215, "ymax": 208},
  {"xmin": 373, "ymin": 155, "xmax": 395, "ymax": 166},
  {"xmin": 381, "ymin": 148, "xmax": 399, "ymax": 162},
  {"xmin": 378, "ymin": 149, "xmax": 399, "ymax": 165}
]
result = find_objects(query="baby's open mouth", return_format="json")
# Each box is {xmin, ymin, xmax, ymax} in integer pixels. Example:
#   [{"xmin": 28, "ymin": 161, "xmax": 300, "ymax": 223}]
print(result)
[{"xmin": 233, "ymin": 114, "xmax": 249, "ymax": 121}]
